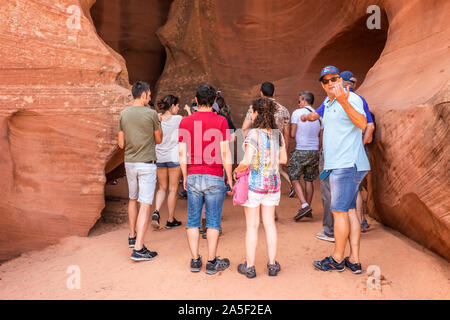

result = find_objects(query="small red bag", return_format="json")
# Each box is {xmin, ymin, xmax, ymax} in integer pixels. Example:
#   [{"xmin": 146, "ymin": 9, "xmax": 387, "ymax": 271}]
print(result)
[{"xmin": 232, "ymin": 168, "xmax": 249, "ymax": 206}]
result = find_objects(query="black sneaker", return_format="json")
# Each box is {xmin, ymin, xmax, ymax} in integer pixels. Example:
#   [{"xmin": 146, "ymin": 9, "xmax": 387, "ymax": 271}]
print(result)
[
  {"xmin": 294, "ymin": 205, "xmax": 312, "ymax": 221},
  {"xmin": 344, "ymin": 257, "xmax": 362, "ymax": 274},
  {"xmin": 128, "ymin": 236, "xmax": 136, "ymax": 248},
  {"xmin": 151, "ymin": 210, "xmax": 160, "ymax": 229},
  {"xmin": 166, "ymin": 218, "xmax": 182, "ymax": 229},
  {"xmin": 130, "ymin": 245, "xmax": 158, "ymax": 261},
  {"xmin": 289, "ymin": 187, "xmax": 295, "ymax": 198},
  {"xmin": 305, "ymin": 211, "xmax": 313, "ymax": 218},
  {"xmin": 190, "ymin": 256, "xmax": 202, "ymax": 272},
  {"xmin": 206, "ymin": 257, "xmax": 230, "ymax": 275},
  {"xmin": 267, "ymin": 261, "xmax": 281, "ymax": 276},
  {"xmin": 313, "ymin": 256, "xmax": 345, "ymax": 272},
  {"xmin": 238, "ymin": 261, "xmax": 256, "ymax": 279}
]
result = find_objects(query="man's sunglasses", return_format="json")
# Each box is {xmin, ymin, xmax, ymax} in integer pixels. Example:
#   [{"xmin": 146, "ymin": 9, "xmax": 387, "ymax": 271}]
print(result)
[{"xmin": 321, "ymin": 76, "xmax": 340, "ymax": 84}]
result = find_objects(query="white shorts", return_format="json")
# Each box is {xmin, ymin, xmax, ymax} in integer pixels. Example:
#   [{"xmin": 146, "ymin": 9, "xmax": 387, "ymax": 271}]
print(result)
[
  {"xmin": 125, "ymin": 162, "xmax": 157, "ymax": 205},
  {"xmin": 243, "ymin": 191, "xmax": 281, "ymax": 208}
]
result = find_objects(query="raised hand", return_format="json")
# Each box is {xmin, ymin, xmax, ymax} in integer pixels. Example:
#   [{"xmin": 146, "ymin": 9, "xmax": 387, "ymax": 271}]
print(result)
[{"xmin": 333, "ymin": 83, "xmax": 350, "ymax": 104}]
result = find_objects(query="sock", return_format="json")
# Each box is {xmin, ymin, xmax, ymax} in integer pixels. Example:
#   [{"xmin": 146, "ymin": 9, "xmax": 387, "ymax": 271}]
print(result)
[
  {"xmin": 208, "ymin": 258, "xmax": 217, "ymax": 264},
  {"xmin": 301, "ymin": 203, "xmax": 309, "ymax": 209}
]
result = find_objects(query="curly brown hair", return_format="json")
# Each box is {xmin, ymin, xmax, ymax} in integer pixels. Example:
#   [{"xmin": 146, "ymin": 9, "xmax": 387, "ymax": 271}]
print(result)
[
  {"xmin": 251, "ymin": 97, "xmax": 284, "ymax": 146},
  {"xmin": 251, "ymin": 97, "xmax": 277, "ymax": 129}
]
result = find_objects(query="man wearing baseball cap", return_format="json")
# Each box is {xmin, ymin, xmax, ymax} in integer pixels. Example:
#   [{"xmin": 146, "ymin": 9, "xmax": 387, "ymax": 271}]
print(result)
[{"xmin": 301, "ymin": 66, "xmax": 370, "ymax": 274}]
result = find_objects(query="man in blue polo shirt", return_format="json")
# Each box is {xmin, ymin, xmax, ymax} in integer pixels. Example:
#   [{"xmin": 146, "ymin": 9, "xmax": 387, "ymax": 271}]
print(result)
[
  {"xmin": 315, "ymin": 71, "xmax": 375, "ymax": 242},
  {"xmin": 301, "ymin": 66, "xmax": 370, "ymax": 274}
]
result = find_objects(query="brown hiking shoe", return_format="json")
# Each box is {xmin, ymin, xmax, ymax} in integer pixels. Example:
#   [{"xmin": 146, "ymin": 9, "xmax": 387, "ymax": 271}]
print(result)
[{"xmin": 294, "ymin": 205, "xmax": 312, "ymax": 221}]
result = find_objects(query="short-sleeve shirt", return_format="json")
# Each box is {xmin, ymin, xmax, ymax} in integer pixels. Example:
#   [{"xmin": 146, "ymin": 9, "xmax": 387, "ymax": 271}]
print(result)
[
  {"xmin": 322, "ymin": 92, "xmax": 370, "ymax": 171},
  {"xmin": 178, "ymin": 111, "xmax": 230, "ymax": 177},
  {"xmin": 118, "ymin": 106, "xmax": 160, "ymax": 162},
  {"xmin": 156, "ymin": 115, "xmax": 183, "ymax": 163},
  {"xmin": 245, "ymin": 98, "xmax": 290, "ymax": 131},
  {"xmin": 291, "ymin": 107, "xmax": 323, "ymax": 150},
  {"xmin": 244, "ymin": 129, "xmax": 284, "ymax": 194}
]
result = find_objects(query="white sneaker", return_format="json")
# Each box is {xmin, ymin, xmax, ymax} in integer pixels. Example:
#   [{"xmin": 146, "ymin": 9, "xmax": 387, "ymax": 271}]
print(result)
[{"xmin": 316, "ymin": 231, "xmax": 335, "ymax": 242}]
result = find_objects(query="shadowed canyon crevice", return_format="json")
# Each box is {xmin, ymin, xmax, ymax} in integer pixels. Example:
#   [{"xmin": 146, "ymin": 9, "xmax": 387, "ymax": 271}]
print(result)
[{"xmin": 0, "ymin": 0, "xmax": 448, "ymax": 262}]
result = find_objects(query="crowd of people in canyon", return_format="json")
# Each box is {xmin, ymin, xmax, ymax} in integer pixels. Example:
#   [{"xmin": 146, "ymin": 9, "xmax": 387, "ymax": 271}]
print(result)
[{"xmin": 117, "ymin": 65, "xmax": 375, "ymax": 277}]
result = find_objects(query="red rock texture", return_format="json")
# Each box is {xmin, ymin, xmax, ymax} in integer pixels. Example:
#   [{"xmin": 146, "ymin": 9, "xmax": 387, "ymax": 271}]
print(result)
[
  {"xmin": 359, "ymin": 0, "xmax": 450, "ymax": 261},
  {"xmin": 90, "ymin": 0, "xmax": 172, "ymax": 89},
  {"xmin": 0, "ymin": 0, "xmax": 130, "ymax": 261}
]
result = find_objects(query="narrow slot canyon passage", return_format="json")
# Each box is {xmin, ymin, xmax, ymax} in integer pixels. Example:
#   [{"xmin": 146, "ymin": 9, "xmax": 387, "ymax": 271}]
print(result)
[
  {"xmin": 90, "ymin": 0, "xmax": 172, "ymax": 91},
  {"xmin": 90, "ymin": 0, "xmax": 173, "ymax": 233}
]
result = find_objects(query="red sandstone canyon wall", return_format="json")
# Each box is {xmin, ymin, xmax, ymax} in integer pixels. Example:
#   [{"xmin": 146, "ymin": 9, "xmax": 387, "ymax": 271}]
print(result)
[
  {"xmin": 90, "ymin": 0, "xmax": 172, "ymax": 90},
  {"xmin": 0, "ymin": 0, "xmax": 130, "ymax": 260},
  {"xmin": 0, "ymin": 0, "xmax": 448, "ymax": 261}
]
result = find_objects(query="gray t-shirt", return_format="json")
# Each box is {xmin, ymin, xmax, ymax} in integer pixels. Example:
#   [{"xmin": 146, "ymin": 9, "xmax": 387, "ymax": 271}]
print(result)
[{"xmin": 118, "ymin": 106, "xmax": 160, "ymax": 162}]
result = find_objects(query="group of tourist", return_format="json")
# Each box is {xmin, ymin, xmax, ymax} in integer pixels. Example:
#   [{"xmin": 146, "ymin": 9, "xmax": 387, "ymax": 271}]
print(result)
[{"xmin": 117, "ymin": 65, "xmax": 374, "ymax": 277}]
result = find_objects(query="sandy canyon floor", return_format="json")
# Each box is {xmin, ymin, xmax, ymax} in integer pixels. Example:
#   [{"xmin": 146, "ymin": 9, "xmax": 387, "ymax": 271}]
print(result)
[{"xmin": 0, "ymin": 181, "xmax": 448, "ymax": 300}]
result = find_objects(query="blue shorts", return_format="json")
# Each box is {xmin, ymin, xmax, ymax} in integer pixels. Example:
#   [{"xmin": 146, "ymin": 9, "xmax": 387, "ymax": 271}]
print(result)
[
  {"xmin": 185, "ymin": 174, "xmax": 227, "ymax": 230},
  {"xmin": 156, "ymin": 162, "xmax": 180, "ymax": 169},
  {"xmin": 329, "ymin": 166, "xmax": 368, "ymax": 212}
]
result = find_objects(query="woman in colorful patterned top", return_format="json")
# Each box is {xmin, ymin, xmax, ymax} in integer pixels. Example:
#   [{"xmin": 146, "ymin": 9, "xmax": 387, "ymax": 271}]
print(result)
[{"xmin": 233, "ymin": 97, "xmax": 287, "ymax": 278}]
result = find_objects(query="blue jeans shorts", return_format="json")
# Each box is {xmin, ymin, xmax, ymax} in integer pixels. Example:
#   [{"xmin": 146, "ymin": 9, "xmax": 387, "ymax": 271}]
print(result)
[
  {"xmin": 185, "ymin": 174, "xmax": 227, "ymax": 230},
  {"xmin": 156, "ymin": 162, "xmax": 180, "ymax": 169},
  {"xmin": 329, "ymin": 166, "xmax": 368, "ymax": 212}
]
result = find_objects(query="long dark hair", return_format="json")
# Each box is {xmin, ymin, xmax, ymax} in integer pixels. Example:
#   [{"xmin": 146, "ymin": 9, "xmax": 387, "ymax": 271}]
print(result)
[
  {"xmin": 157, "ymin": 94, "xmax": 179, "ymax": 112},
  {"xmin": 216, "ymin": 94, "xmax": 231, "ymax": 119}
]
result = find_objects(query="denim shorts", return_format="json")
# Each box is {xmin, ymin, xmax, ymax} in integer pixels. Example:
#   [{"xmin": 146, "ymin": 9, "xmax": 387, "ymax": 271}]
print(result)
[
  {"xmin": 185, "ymin": 174, "xmax": 227, "ymax": 230},
  {"xmin": 329, "ymin": 166, "xmax": 368, "ymax": 212},
  {"xmin": 125, "ymin": 162, "xmax": 157, "ymax": 205},
  {"xmin": 156, "ymin": 161, "xmax": 180, "ymax": 169}
]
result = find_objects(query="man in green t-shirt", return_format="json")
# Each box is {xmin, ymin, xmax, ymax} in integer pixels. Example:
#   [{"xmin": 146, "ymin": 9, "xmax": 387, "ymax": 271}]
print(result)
[{"xmin": 118, "ymin": 81, "xmax": 162, "ymax": 261}]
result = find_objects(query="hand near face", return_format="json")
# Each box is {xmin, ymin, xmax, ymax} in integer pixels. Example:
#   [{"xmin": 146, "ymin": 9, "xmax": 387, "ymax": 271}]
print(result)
[{"xmin": 333, "ymin": 83, "xmax": 350, "ymax": 104}]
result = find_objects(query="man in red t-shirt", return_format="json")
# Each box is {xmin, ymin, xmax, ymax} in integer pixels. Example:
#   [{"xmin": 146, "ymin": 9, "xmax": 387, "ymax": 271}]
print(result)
[{"xmin": 178, "ymin": 83, "xmax": 233, "ymax": 275}]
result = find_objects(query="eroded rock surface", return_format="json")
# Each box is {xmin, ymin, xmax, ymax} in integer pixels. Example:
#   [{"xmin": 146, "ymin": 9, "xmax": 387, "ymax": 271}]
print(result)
[
  {"xmin": 0, "ymin": 0, "xmax": 130, "ymax": 260},
  {"xmin": 91, "ymin": 0, "xmax": 172, "ymax": 89}
]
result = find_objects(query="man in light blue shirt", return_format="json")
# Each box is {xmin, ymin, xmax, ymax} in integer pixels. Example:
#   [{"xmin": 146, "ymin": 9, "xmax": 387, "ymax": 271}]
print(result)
[{"xmin": 301, "ymin": 66, "xmax": 369, "ymax": 274}]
